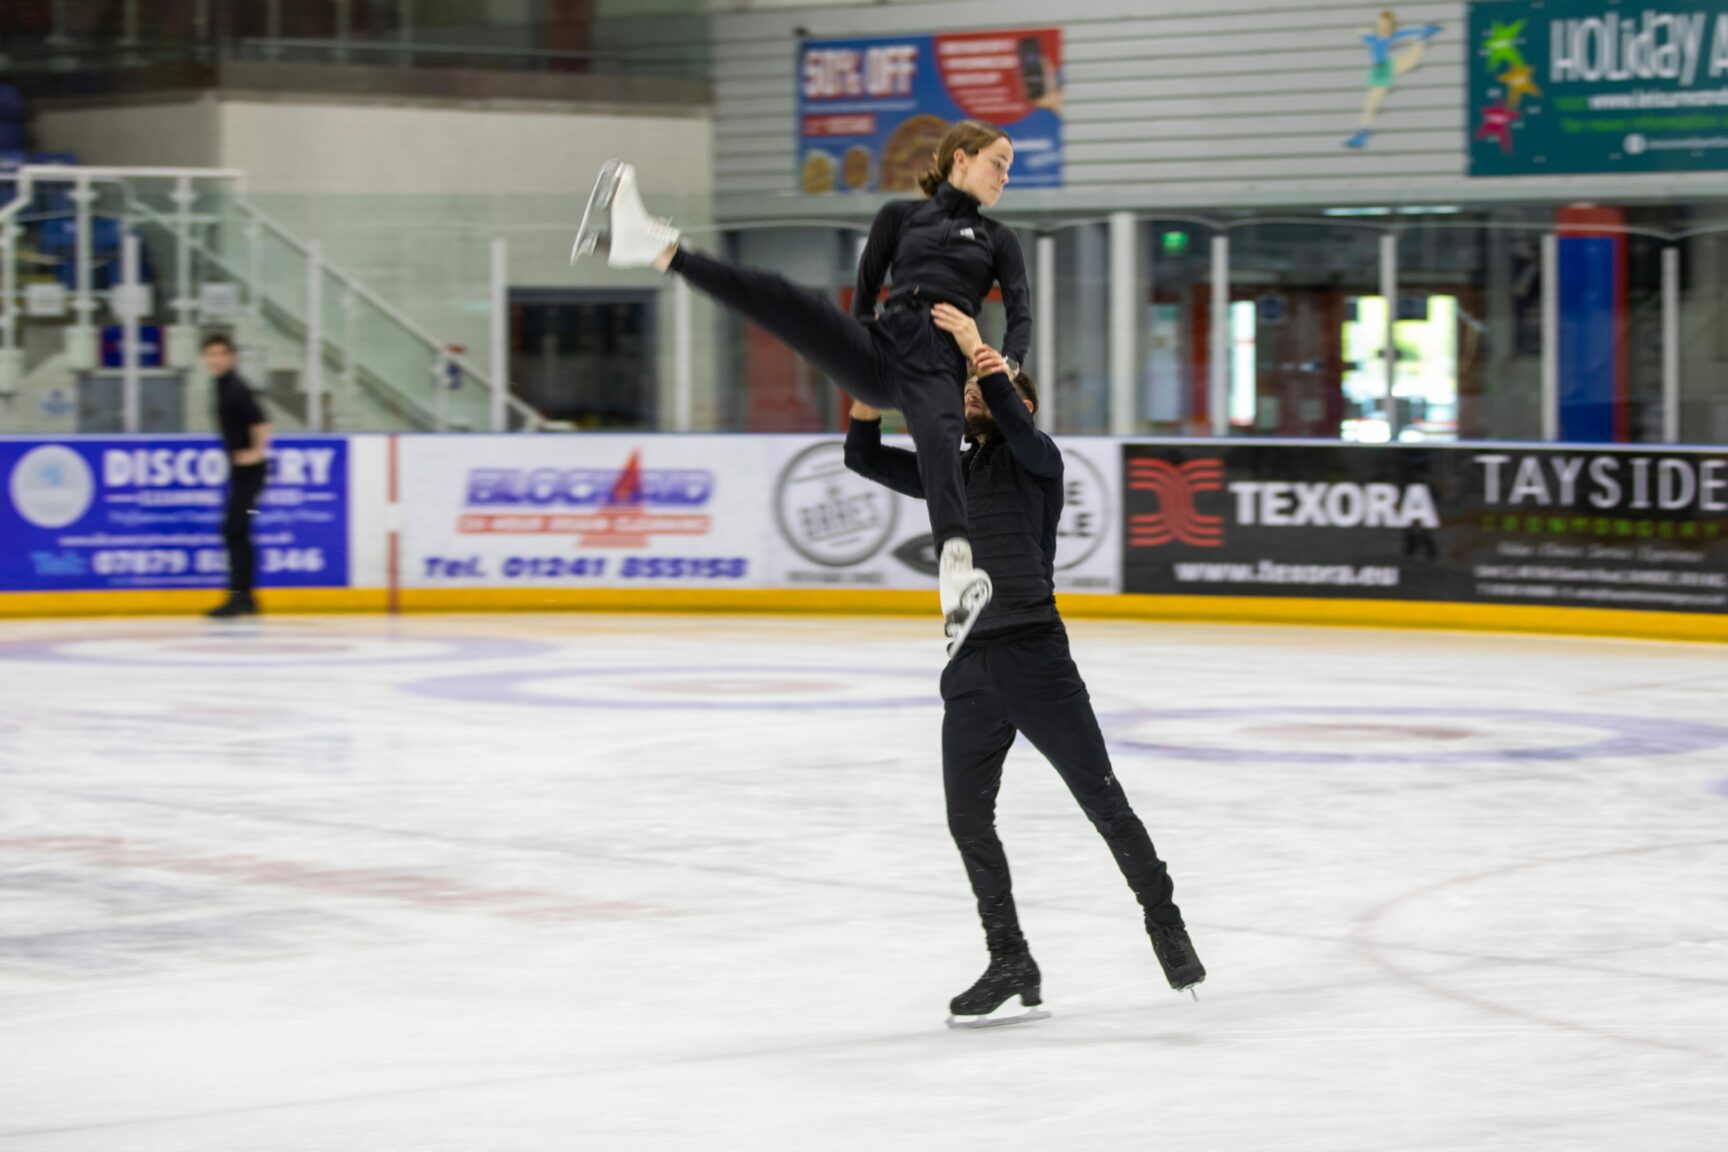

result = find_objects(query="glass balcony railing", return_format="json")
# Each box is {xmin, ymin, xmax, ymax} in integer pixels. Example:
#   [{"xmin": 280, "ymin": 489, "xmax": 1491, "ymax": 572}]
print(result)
[
  {"xmin": 0, "ymin": 1, "xmax": 712, "ymax": 85},
  {"xmin": 5, "ymin": 165, "xmax": 1727, "ymax": 445}
]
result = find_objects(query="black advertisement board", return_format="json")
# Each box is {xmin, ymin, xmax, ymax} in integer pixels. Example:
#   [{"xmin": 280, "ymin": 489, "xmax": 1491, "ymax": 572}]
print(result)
[{"xmin": 1123, "ymin": 443, "xmax": 1728, "ymax": 615}]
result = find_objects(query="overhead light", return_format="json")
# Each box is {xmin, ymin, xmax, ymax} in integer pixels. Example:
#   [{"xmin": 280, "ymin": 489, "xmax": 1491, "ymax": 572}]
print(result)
[
  {"xmin": 1323, "ymin": 207, "xmax": 1392, "ymax": 217},
  {"xmin": 1398, "ymin": 205, "xmax": 1463, "ymax": 215}
]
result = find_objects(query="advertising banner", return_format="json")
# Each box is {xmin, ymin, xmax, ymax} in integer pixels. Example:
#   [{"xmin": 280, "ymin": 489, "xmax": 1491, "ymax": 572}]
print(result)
[
  {"xmin": 767, "ymin": 434, "xmax": 1120, "ymax": 594},
  {"xmin": 1469, "ymin": 0, "xmax": 1728, "ymax": 175},
  {"xmin": 1123, "ymin": 442, "xmax": 1728, "ymax": 613},
  {"xmin": 398, "ymin": 436, "xmax": 767, "ymax": 589},
  {"xmin": 795, "ymin": 28, "xmax": 1063, "ymax": 194},
  {"xmin": 0, "ymin": 437, "xmax": 350, "ymax": 592}
]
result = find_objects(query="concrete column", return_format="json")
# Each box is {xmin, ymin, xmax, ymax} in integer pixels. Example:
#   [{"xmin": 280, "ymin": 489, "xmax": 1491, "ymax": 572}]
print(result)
[
  {"xmin": 490, "ymin": 237, "xmax": 509, "ymax": 433},
  {"xmin": 1107, "ymin": 211, "xmax": 1138, "ymax": 436},
  {"xmin": 1209, "ymin": 235, "xmax": 1229, "ymax": 438},
  {"xmin": 1035, "ymin": 232, "xmax": 1056, "ymax": 433},
  {"xmin": 1541, "ymin": 233, "xmax": 1559, "ymax": 442}
]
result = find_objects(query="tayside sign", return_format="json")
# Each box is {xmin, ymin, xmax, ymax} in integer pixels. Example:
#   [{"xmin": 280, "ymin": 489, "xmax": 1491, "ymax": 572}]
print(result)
[{"xmin": 1125, "ymin": 443, "xmax": 1728, "ymax": 613}]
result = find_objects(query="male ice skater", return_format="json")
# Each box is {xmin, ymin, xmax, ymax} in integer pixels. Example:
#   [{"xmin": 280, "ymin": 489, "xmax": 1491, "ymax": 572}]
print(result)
[
  {"xmin": 203, "ymin": 333, "xmax": 270, "ymax": 618},
  {"xmin": 845, "ymin": 306, "xmax": 1204, "ymax": 1027}
]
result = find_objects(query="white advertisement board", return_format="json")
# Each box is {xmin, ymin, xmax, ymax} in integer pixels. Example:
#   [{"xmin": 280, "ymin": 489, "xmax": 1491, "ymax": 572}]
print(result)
[
  {"xmin": 399, "ymin": 436, "xmax": 769, "ymax": 589},
  {"xmin": 765, "ymin": 435, "xmax": 1121, "ymax": 594}
]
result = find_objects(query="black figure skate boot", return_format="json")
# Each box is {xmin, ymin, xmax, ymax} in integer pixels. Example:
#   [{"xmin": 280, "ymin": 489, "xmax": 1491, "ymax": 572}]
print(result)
[
  {"xmin": 945, "ymin": 948, "xmax": 1050, "ymax": 1029},
  {"xmin": 1147, "ymin": 916, "xmax": 1206, "ymax": 998}
]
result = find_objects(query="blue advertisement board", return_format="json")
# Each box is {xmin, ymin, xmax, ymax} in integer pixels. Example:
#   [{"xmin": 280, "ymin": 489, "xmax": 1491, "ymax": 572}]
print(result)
[
  {"xmin": 0, "ymin": 437, "xmax": 350, "ymax": 592},
  {"xmin": 795, "ymin": 27, "xmax": 1063, "ymax": 194}
]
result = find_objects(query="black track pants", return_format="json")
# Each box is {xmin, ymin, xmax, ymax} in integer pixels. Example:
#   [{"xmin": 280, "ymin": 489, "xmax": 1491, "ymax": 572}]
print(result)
[
  {"xmin": 670, "ymin": 247, "xmax": 969, "ymax": 550},
  {"xmin": 940, "ymin": 624, "xmax": 1182, "ymax": 951},
  {"xmin": 223, "ymin": 462, "xmax": 266, "ymax": 594}
]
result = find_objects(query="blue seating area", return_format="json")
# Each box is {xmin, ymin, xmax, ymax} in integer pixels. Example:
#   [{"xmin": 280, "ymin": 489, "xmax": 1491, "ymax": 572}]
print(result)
[{"xmin": 2, "ymin": 87, "xmax": 156, "ymax": 294}]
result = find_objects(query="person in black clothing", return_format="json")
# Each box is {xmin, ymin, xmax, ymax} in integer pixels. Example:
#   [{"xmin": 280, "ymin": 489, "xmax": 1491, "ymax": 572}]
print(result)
[
  {"xmin": 572, "ymin": 121, "xmax": 1031, "ymax": 656},
  {"xmin": 845, "ymin": 314, "xmax": 1205, "ymax": 1027},
  {"xmin": 202, "ymin": 333, "xmax": 270, "ymax": 619}
]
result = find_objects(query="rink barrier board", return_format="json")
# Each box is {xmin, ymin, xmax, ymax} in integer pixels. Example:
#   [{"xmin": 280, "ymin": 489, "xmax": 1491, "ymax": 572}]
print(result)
[
  {"xmin": 0, "ymin": 589, "xmax": 388, "ymax": 617},
  {"xmin": 4, "ymin": 587, "xmax": 1725, "ymax": 644},
  {"xmin": 5, "ymin": 433, "xmax": 1726, "ymax": 643}
]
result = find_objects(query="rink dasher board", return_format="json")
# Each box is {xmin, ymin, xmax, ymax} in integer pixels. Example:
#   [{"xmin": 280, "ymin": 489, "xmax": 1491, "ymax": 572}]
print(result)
[
  {"xmin": 0, "ymin": 434, "xmax": 366, "ymax": 595},
  {"xmin": 2, "ymin": 433, "xmax": 1726, "ymax": 643},
  {"xmin": 1121, "ymin": 441, "xmax": 1728, "ymax": 620},
  {"xmin": 395, "ymin": 434, "xmax": 1119, "ymax": 594}
]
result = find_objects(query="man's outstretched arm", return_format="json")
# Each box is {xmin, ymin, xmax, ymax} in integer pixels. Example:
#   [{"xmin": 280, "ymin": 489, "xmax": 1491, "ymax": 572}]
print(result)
[
  {"xmin": 972, "ymin": 346, "xmax": 1062, "ymax": 479},
  {"xmin": 843, "ymin": 401, "xmax": 927, "ymax": 499}
]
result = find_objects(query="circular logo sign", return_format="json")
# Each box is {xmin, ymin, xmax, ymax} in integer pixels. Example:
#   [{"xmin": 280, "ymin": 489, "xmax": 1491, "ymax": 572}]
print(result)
[
  {"xmin": 775, "ymin": 441, "xmax": 900, "ymax": 567},
  {"xmin": 1625, "ymin": 133, "xmax": 1648, "ymax": 156},
  {"xmin": 9, "ymin": 445, "xmax": 95, "ymax": 529},
  {"xmin": 1054, "ymin": 447, "xmax": 1110, "ymax": 572}
]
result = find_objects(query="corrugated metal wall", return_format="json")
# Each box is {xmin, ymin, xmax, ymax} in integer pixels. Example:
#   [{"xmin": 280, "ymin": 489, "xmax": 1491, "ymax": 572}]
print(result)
[{"xmin": 709, "ymin": 0, "xmax": 1724, "ymax": 221}]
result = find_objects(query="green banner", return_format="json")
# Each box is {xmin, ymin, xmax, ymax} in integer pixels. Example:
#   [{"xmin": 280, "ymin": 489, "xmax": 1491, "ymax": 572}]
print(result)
[{"xmin": 1469, "ymin": 0, "xmax": 1728, "ymax": 175}]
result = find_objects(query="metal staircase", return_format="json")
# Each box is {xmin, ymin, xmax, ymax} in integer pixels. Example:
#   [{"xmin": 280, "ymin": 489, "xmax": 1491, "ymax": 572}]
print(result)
[{"xmin": 1, "ymin": 165, "xmax": 547, "ymax": 434}]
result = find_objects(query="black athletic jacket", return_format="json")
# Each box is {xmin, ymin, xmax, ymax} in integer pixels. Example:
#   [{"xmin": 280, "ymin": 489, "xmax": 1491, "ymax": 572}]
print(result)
[
  {"xmin": 214, "ymin": 370, "xmax": 267, "ymax": 455},
  {"xmin": 844, "ymin": 370, "xmax": 1061, "ymax": 638},
  {"xmin": 853, "ymin": 182, "xmax": 1032, "ymax": 367}
]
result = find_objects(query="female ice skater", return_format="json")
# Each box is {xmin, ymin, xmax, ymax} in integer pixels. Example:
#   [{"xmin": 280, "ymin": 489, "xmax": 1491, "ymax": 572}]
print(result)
[
  {"xmin": 571, "ymin": 121, "xmax": 1032, "ymax": 656},
  {"xmin": 1345, "ymin": 10, "xmax": 1443, "ymax": 149}
]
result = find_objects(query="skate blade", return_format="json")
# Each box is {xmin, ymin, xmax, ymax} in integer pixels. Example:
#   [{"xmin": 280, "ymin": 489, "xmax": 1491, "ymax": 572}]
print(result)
[
  {"xmin": 945, "ymin": 1006, "xmax": 1051, "ymax": 1030},
  {"xmin": 943, "ymin": 576, "xmax": 994, "ymax": 660},
  {"xmin": 570, "ymin": 158, "xmax": 623, "ymax": 264}
]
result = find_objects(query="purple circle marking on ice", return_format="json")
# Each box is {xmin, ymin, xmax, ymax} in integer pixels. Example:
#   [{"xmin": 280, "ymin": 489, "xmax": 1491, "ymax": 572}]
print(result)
[
  {"xmin": 0, "ymin": 633, "xmax": 557, "ymax": 668},
  {"xmin": 1712, "ymin": 778, "xmax": 1728, "ymax": 798},
  {"xmin": 401, "ymin": 665, "xmax": 936, "ymax": 711},
  {"xmin": 1096, "ymin": 706, "xmax": 1728, "ymax": 765}
]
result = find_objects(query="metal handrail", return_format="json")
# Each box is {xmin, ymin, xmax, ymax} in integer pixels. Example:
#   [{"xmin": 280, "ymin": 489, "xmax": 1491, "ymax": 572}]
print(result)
[
  {"xmin": 228, "ymin": 199, "xmax": 545, "ymax": 428},
  {"xmin": 123, "ymin": 196, "xmax": 446, "ymax": 430},
  {"xmin": 1, "ymin": 35, "xmax": 711, "ymax": 75},
  {"xmin": 1, "ymin": 164, "xmax": 546, "ymax": 430},
  {"xmin": 233, "ymin": 37, "xmax": 705, "ymax": 66}
]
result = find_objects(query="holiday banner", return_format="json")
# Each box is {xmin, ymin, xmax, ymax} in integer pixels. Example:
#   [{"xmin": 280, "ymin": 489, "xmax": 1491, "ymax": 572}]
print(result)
[
  {"xmin": 795, "ymin": 28, "xmax": 1063, "ymax": 194},
  {"xmin": 1469, "ymin": 0, "xmax": 1728, "ymax": 174}
]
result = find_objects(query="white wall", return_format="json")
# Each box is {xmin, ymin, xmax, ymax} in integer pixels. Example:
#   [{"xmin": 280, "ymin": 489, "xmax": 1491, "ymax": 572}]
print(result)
[
  {"xmin": 39, "ymin": 91, "xmax": 710, "ymax": 199},
  {"xmin": 33, "ymin": 97, "xmax": 223, "ymax": 169},
  {"xmin": 215, "ymin": 98, "xmax": 711, "ymax": 198},
  {"xmin": 708, "ymin": 0, "xmax": 1728, "ymax": 219}
]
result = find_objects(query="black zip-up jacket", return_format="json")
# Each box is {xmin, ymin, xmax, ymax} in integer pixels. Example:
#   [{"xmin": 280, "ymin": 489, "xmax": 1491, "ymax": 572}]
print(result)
[
  {"xmin": 853, "ymin": 182, "xmax": 1032, "ymax": 367},
  {"xmin": 844, "ymin": 370, "xmax": 1062, "ymax": 638},
  {"xmin": 214, "ymin": 370, "xmax": 267, "ymax": 456}
]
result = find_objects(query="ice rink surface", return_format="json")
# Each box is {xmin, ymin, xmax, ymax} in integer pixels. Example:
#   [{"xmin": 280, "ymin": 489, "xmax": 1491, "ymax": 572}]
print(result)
[{"xmin": 0, "ymin": 612, "xmax": 1724, "ymax": 1151}]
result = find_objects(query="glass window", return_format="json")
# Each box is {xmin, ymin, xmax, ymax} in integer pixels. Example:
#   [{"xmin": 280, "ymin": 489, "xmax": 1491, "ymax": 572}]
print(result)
[
  {"xmin": 1399, "ymin": 209, "xmax": 1546, "ymax": 443},
  {"xmin": 1679, "ymin": 222, "xmax": 1728, "ymax": 444},
  {"xmin": 1224, "ymin": 221, "xmax": 1383, "ymax": 440},
  {"xmin": 1052, "ymin": 221, "xmax": 1108, "ymax": 435},
  {"xmin": 509, "ymin": 289, "xmax": 656, "ymax": 430},
  {"xmin": 1141, "ymin": 219, "xmax": 1217, "ymax": 437},
  {"xmin": 715, "ymin": 228, "xmax": 855, "ymax": 433}
]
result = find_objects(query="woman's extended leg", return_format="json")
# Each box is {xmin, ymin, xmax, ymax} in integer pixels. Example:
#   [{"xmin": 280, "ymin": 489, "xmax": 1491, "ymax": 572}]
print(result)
[{"xmin": 668, "ymin": 247, "xmax": 893, "ymax": 409}]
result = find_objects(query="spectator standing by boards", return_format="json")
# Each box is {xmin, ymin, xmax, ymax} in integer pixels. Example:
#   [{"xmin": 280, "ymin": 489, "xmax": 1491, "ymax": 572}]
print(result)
[{"xmin": 203, "ymin": 333, "xmax": 270, "ymax": 619}]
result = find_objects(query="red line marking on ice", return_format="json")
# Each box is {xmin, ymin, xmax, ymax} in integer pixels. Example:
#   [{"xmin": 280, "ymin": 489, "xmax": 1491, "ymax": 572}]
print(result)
[{"xmin": 0, "ymin": 835, "xmax": 652, "ymax": 923}]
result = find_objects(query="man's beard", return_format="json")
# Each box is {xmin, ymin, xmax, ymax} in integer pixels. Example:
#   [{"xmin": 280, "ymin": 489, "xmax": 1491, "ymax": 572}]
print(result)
[{"xmin": 964, "ymin": 410, "xmax": 998, "ymax": 440}]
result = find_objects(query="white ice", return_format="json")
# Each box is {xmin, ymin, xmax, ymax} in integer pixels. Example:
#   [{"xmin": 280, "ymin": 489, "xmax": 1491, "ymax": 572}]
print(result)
[{"xmin": 0, "ymin": 614, "xmax": 1725, "ymax": 1151}]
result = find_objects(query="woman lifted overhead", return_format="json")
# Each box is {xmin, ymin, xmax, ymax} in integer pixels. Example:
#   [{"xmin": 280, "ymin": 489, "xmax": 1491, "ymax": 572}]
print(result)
[{"xmin": 572, "ymin": 121, "xmax": 1031, "ymax": 658}]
